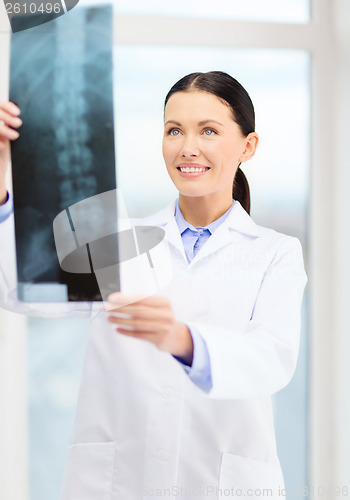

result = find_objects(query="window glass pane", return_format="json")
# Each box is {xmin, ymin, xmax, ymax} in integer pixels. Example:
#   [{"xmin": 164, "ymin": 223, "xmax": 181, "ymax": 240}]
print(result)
[{"xmin": 82, "ymin": 0, "xmax": 310, "ymax": 24}]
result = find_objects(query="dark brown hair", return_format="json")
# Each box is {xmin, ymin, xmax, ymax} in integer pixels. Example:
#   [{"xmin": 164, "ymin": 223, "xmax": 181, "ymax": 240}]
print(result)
[{"xmin": 164, "ymin": 71, "xmax": 255, "ymax": 214}]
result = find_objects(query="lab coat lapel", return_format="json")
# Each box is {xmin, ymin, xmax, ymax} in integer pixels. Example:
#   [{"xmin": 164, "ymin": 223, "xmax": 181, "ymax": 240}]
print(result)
[
  {"xmin": 144, "ymin": 200, "xmax": 262, "ymax": 265},
  {"xmin": 145, "ymin": 201, "xmax": 187, "ymax": 261},
  {"xmin": 163, "ymin": 216, "xmax": 188, "ymax": 261},
  {"xmin": 188, "ymin": 201, "xmax": 262, "ymax": 265}
]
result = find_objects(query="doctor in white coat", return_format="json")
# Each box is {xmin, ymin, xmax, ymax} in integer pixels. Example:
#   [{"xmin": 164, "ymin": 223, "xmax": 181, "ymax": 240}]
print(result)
[{"xmin": 0, "ymin": 71, "xmax": 307, "ymax": 500}]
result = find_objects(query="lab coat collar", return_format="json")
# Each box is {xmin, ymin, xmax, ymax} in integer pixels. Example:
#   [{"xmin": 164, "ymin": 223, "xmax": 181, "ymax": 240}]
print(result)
[
  {"xmin": 145, "ymin": 199, "xmax": 263, "ymax": 261},
  {"xmin": 226, "ymin": 201, "xmax": 263, "ymax": 237},
  {"xmin": 146, "ymin": 199, "xmax": 262, "ymax": 237}
]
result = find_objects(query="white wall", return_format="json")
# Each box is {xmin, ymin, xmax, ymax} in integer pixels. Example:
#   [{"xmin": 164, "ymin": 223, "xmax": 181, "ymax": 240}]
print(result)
[{"xmin": 333, "ymin": 0, "xmax": 350, "ymax": 488}]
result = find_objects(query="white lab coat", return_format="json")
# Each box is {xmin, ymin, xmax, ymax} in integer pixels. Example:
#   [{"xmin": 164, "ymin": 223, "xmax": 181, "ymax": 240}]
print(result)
[{"xmin": 0, "ymin": 200, "xmax": 307, "ymax": 500}]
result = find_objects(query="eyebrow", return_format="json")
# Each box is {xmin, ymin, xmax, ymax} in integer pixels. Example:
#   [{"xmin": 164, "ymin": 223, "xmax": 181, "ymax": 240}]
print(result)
[{"xmin": 164, "ymin": 119, "xmax": 224, "ymax": 127}]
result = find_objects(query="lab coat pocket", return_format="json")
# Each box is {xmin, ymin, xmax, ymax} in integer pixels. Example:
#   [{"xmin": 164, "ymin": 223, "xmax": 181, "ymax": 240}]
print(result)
[
  {"xmin": 60, "ymin": 442, "xmax": 116, "ymax": 500},
  {"xmin": 218, "ymin": 452, "xmax": 284, "ymax": 499}
]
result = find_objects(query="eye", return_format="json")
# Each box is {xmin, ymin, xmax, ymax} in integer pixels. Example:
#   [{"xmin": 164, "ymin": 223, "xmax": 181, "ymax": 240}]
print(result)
[
  {"xmin": 167, "ymin": 128, "xmax": 181, "ymax": 136},
  {"xmin": 203, "ymin": 128, "xmax": 216, "ymax": 136}
]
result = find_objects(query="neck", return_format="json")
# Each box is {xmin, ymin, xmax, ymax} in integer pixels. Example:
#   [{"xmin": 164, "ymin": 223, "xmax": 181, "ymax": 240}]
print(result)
[{"xmin": 178, "ymin": 193, "xmax": 233, "ymax": 227}]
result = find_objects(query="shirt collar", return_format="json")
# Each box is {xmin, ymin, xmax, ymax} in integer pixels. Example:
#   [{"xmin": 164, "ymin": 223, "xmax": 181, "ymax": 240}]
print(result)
[
  {"xmin": 143, "ymin": 198, "xmax": 263, "ymax": 238},
  {"xmin": 174, "ymin": 198, "xmax": 235, "ymax": 236}
]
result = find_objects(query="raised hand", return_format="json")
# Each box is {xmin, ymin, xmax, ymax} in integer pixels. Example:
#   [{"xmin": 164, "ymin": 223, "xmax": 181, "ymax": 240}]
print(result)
[{"xmin": 0, "ymin": 101, "xmax": 22, "ymax": 204}]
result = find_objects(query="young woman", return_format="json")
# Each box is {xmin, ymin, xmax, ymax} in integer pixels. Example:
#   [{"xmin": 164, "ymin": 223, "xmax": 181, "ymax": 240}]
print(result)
[{"xmin": 0, "ymin": 71, "xmax": 307, "ymax": 499}]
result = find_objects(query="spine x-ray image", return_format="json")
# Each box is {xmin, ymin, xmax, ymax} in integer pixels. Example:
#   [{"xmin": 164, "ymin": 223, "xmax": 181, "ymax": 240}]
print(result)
[{"xmin": 10, "ymin": 4, "xmax": 118, "ymax": 302}]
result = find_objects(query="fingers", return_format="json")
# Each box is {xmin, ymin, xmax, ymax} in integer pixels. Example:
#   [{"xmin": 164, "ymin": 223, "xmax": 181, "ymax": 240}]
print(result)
[
  {"xmin": 0, "ymin": 101, "xmax": 21, "ymax": 117},
  {"xmin": 108, "ymin": 315, "xmax": 169, "ymax": 333},
  {"xmin": 106, "ymin": 293, "xmax": 175, "ymax": 349},
  {"xmin": 109, "ymin": 305, "xmax": 170, "ymax": 320},
  {"xmin": 0, "ymin": 124, "xmax": 20, "ymax": 142},
  {"xmin": 0, "ymin": 102, "xmax": 22, "ymax": 142},
  {"xmin": 107, "ymin": 292, "xmax": 170, "ymax": 308},
  {"xmin": 0, "ymin": 109, "xmax": 22, "ymax": 129},
  {"xmin": 107, "ymin": 305, "xmax": 172, "ymax": 334},
  {"xmin": 107, "ymin": 293, "xmax": 147, "ymax": 308},
  {"xmin": 113, "ymin": 329, "xmax": 159, "ymax": 342}
]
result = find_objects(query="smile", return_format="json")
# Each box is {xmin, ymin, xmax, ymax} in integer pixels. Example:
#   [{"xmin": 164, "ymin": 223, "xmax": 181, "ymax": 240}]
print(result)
[
  {"xmin": 177, "ymin": 163, "xmax": 210, "ymax": 173},
  {"xmin": 178, "ymin": 166, "xmax": 209, "ymax": 173}
]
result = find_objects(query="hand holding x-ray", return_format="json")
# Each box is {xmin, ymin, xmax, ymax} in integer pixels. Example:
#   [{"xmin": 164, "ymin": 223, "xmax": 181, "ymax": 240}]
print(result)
[{"xmin": 0, "ymin": 101, "xmax": 22, "ymax": 203}]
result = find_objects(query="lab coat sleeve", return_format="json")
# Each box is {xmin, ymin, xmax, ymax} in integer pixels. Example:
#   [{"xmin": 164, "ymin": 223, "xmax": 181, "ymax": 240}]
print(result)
[
  {"xmin": 187, "ymin": 236, "xmax": 307, "ymax": 400},
  {"xmin": 0, "ymin": 213, "xmax": 92, "ymax": 318}
]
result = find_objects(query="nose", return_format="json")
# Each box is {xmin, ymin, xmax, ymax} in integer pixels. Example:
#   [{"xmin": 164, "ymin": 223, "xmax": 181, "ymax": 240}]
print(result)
[{"xmin": 180, "ymin": 135, "xmax": 200, "ymax": 158}]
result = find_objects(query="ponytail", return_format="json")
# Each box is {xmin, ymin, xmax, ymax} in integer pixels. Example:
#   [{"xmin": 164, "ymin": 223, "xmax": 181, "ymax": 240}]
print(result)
[{"xmin": 233, "ymin": 167, "xmax": 251, "ymax": 215}]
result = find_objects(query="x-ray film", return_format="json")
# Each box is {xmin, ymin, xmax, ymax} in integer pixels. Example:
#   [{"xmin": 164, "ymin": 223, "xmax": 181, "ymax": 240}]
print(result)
[{"xmin": 10, "ymin": 4, "xmax": 119, "ymax": 302}]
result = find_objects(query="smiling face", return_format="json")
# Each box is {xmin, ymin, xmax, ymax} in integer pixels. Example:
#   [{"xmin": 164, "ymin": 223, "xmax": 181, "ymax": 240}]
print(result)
[{"xmin": 162, "ymin": 90, "xmax": 258, "ymax": 210}]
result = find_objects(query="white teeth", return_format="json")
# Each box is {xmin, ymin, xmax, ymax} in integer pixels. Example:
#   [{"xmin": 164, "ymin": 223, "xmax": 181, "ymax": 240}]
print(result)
[{"xmin": 179, "ymin": 167, "xmax": 208, "ymax": 173}]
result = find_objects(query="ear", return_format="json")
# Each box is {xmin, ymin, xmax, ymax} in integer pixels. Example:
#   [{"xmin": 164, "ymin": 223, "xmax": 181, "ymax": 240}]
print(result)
[{"xmin": 239, "ymin": 132, "xmax": 259, "ymax": 163}]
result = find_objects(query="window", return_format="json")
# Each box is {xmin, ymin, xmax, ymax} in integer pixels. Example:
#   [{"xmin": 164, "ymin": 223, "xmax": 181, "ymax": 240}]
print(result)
[
  {"xmin": 5, "ymin": 1, "xmax": 338, "ymax": 498},
  {"xmin": 88, "ymin": 0, "xmax": 311, "ymax": 24}
]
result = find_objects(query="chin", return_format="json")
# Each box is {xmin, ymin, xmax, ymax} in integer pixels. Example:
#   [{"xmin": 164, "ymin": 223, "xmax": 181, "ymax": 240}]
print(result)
[{"xmin": 177, "ymin": 189, "xmax": 209, "ymax": 198}]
